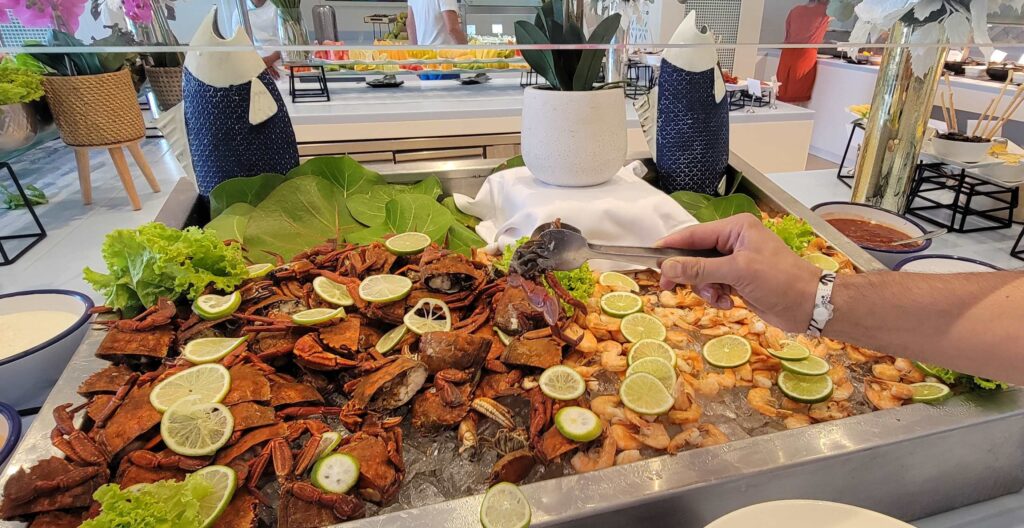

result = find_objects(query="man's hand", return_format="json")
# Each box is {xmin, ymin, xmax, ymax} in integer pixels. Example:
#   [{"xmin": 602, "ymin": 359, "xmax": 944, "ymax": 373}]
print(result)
[
  {"xmin": 657, "ymin": 214, "xmax": 821, "ymax": 333},
  {"xmin": 263, "ymin": 52, "xmax": 282, "ymax": 79}
]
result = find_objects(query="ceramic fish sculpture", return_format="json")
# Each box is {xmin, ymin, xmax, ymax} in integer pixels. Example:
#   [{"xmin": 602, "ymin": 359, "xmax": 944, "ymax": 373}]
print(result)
[
  {"xmin": 636, "ymin": 11, "xmax": 728, "ymax": 194},
  {"xmin": 182, "ymin": 9, "xmax": 299, "ymax": 196}
]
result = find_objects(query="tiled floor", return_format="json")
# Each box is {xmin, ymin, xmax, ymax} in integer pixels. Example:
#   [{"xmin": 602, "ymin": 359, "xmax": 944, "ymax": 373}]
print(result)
[{"xmin": 0, "ymin": 138, "xmax": 189, "ymax": 300}]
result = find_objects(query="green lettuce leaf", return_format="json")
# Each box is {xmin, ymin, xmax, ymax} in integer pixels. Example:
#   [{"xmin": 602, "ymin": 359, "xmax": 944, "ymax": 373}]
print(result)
[
  {"xmin": 244, "ymin": 175, "xmax": 362, "ymax": 263},
  {"xmin": 81, "ymin": 477, "xmax": 212, "ymax": 528},
  {"xmin": 972, "ymin": 377, "xmax": 1009, "ymax": 391},
  {"xmin": 286, "ymin": 156, "xmax": 384, "ymax": 197},
  {"xmin": 446, "ymin": 223, "xmax": 485, "ymax": 257},
  {"xmin": 205, "ymin": 203, "xmax": 255, "ymax": 243},
  {"xmin": 764, "ymin": 215, "xmax": 816, "ymax": 253},
  {"xmin": 345, "ymin": 225, "xmax": 391, "ymax": 245},
  {"xmin": 208, "ymin": 173, "xmax": 286, "ymax": 218}
]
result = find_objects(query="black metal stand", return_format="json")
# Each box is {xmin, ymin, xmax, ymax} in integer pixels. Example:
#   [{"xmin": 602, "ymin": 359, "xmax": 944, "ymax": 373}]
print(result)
[
  {"xmin": 625, "ymin": 60, "xmax": 654, "ymax": 100},
  {"xmin": 1012, "ymin": 227, "xmax": 1024, "ymax": 261},
  {"xmin": 0, "ymin": 162, "xmax": 46, "ymax": 266},
  {"xmin": 520, "ymin": 69, "xmax": 539, "ymax": 88},
  {"xmin": 288, "ymin": 64, "xmax": 330, "ymax": 103},
  {"xmin": 906, "ymin": 162, "xmax": 1020, "ymax": 233},
  {"xmin": 837, "ymin": 121, "xmax": 865, "ymax": 188}
]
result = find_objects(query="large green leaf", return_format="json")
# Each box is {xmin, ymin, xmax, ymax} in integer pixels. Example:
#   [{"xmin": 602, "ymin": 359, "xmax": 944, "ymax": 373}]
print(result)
[
  {"xmin": 515, "ymin": 21, "xmax": 560, "ymax": 90},
  {"xmin": 286, "ymin": 156, "xmax": 384, "ymax": 197},
  {"xmin": 408, "ymin": 176, "xmax": 443, "ymax": 199},
  {"xmin": 243, "ymin": 175, "xmax": 361, "ymax": 263},
  {"xmin": 383, "ymin": 194, "xmax": 453, "ymax": 243},
  {"xmin": 204, "ymin": 203, "xmax": 255, "ymax": 243},
  {"xmin": 346, "ymin": 225, "xmax": 391, "ymax": 245},
  {"xmin": 446, "ymin": 223, "xmax": 485, "ymax": 257},
  {"xmin": 573, "ymin": 13, "xmax": 621, "ymax": 91},
  {"xmin": 347, "ymin": 185, "xmax": 406, "ymax": 227},
  {"xmin": 670, "ymin": 191, "xmax": 713, "ymax": 216},
  {"xmin": 209, "ymin": 173, "xmax": 287, "ymax": 218},
  {"xmin": 691, "ymin": 194, "xmax": 761, "ymax": 223},
  {"xmin": 442, "ymin": 197, "xmax": 479, "ymax": 228}
]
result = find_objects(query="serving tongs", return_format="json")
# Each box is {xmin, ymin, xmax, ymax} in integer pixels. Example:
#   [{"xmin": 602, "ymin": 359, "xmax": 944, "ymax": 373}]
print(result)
[{"xmin": 517, "ymin": 223, "xmax": 722, "ymax": 272}]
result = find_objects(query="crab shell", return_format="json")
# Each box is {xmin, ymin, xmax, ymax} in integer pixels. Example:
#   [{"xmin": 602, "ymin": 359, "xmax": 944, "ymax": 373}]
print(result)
[
  {"xmin": 420, "ymin": 246, "xmax": 485, "ymax": 294},
  {"xmin": 418, "ymin": 332, "xmax": 491, "ymax": 375},
  {"xmin": 337, "ymin": 434, "xmax": 401, "ymax": 504},
  {"xmin": 493, "ymin": 285, "xmax": 547, "ymax": 336},
  {"xmin": 0, "ymin": 457, "xmax": 108, "ymax": 519},
  {"xmin": 501, "ymin": 337, "xmax": 564, "ymax": 370},
  {"xmin": 411, "ymin": 385, "xmax": 473, "ymax": 433},
  {"xmin": 348, "ymin": 357, "xmax": 429, "ymax": 412}
]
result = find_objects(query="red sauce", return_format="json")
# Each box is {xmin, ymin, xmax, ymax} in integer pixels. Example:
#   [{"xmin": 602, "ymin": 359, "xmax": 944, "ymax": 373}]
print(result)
[{"xmin": 826, "ymin": 218, "xmax": 922, "ymax": 251}]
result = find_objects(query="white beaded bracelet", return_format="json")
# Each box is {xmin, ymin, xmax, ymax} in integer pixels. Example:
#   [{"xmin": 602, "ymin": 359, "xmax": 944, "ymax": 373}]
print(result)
[{"xmin": 807, "ymin": 271, "xmax": 836, "ymax": 337}]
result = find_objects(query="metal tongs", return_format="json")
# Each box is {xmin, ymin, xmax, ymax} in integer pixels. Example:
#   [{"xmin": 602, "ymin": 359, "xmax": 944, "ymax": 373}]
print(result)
[{"xmin": 524, "ymin": 223, "xmax": 722, "ymax": 271}]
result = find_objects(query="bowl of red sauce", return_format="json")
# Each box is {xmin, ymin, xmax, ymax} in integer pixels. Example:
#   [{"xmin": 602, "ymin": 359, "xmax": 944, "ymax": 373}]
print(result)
[{"xmin": 811, "ymin": 202, "xmax": 931, "ymax": 269}]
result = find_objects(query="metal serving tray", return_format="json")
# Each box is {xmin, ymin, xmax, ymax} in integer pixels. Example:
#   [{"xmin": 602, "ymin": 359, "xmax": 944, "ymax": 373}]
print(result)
[{"xmin": 1, "ymin": 155, "xmax": 1019, "ymax": 527}]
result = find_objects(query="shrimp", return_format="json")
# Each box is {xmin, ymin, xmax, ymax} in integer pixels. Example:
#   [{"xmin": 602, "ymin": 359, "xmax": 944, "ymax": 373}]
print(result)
[
  {"xmin": 570, "ymin": 435, "xmax": 616, "ymax": 473},
  {"xmin": 615, "ymin": 450, "xmax": 644, "ymax": 466},
  {"xmin": 684, "ymin": 372, "xmax": 720, "ymax": 397},
  {"xmin": 809, "ymin": 400, "xmax": 853, "ymax": 421},
  {"xmin": 591, "ymin": 395, "xmax": 626, "ymax": 424},
  {"xmin": 752, "ymin": 370, "xmax": 776, "ymax": 388},
  {"xmin": 698, "ymin": 424, "xmax": 729, "ymax": 447},
  {"xmin": 599, "ymin": 341, "xmax": 627, "ymax": 373},
  {"xmin": 633, "ymin": 421, "xmax": 670, "ymax": 450},
  {"xmin": 700, "ymin": 326, "xmax": 732, "ymax": 337},
  {"xmin": 673, "ymin": 376, "xmax": 696, "ymax": 411},
  {"xmin": 872, "ymin": 363, "xmax": 902, "ymax": 382},
  {"xmin": 724, "ymin": 308, "xmax": 752, "ymax": 323},
  {"xmin": 865, "ymin": 378, "xmax": 912, "ymax": 410},
  {"xmin": 764, "ymin": 327, "xmax": 786, "ymax": 351},
  {"xmin": 677, "ymin": 289, "xmax": 706, "ymax": 308},
  {"xmin": 658, "ymin": 290, "xmax": 682, "ymax": 308},
  {"xmin": 609, "ymin": 424, "xmax": 644, "ymax": 451},
  {"xmin": 828, "ymin": 365, "xmax": 854, "ymax": 402},
  {"xmin": 784, "ymin": 414, "xmax": 814, "ymax": 429},
  {"xmin": 586, "ymin": 313, "xmax": 620, "ymax": 340},
  {"xmin": 667, "ymin": 402, "xmax": 702, "ymax": 425},
  {"xmin": 733, "ymin": 364, "xmax": 753, "ymax": 386},
  {"xmin": 894, "ymin": 357, "xmax": 926, "ymax": 383},
  {"xmin": 746, "ymin": 387, "xmax": 792, "ymax": 418},
  {"xmin": 667, "ymin": 427, "xmax": 700, "ymax": 454},
  {"xmin": 748, "ymin": 318, "xmax": 767, "ymax": 335},
  {"xmin": 577, "ymin": 330, "xmax": 599, "ymax": 355},
  {"xmin": 666, "ymin": 329, "xmax": 696, "ymax": 348},
  {"xmin": 573, "ymin": 365, "xmax": 602, "ymax": 380},
  {"xmin": 706, "ymin": 369, "xmax": 736, "ymax": 390}
]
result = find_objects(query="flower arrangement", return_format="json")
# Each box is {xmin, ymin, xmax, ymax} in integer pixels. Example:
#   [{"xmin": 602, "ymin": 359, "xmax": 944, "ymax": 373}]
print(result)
[
  {"xmin": 0, "ymin": 0, "xmax": 87, "ymax": 33},
  {"xmin": 0, "ymin": 57, "xmax": 45, "ymax": 105}
]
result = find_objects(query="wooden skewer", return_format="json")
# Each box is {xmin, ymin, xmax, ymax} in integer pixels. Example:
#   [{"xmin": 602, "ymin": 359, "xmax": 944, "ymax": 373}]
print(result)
[
  {"xmin": 973, "ymin": 75, "xmax": 1012, "ymax": 136},
  {"xmin": 944, "ymin": 73, "xmax": 959, "ymax": 133},
  {"xmin": 987, "ymin": 87, "xmax": 1024, "ymax": 139},
  {"xmin": 938, "ymin": 92, "xmax": 953, "ymax": 132}
]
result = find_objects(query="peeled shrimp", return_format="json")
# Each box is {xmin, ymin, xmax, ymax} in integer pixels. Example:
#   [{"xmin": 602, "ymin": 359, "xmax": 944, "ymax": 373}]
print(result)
[
  {"xmin": 684, "ymin": 373, "xmax": 720, "ymax": 397},
  {"xmin": 894, "ymin": 357, "xmax": 926, "ymax": 383},
  {"xmin": 764, "ymin": 327, "xmax": 786, "ymax": 351},
  {"xmin": 666, "ymin": 329, "xmax": 696, "ymax": 348},
  {"xmin": 673, "ymin": 376, "xmax": 695, "ymax": 411},
  {"xmin": 733, "ymin": 364, "xmax": 753, "ymax": 386},
  {"xmin": 865, "ymin": 378, "xmax": 912, "ymax": 410},
  {"xmin": 667, "ymin": 427, "xmax": 700, "ymax": 454},
  {"xmin": 577, "ymin": 330, "xmax": 599, "ymax": 355},
  {"xmin": 809, "ymin": 400, "xmax": 853, "ymax": 421},
  {"xmin": 746, "ymin": 387, "xmax": 792, "ymax": 418},
  {"xmin": 609, "ymin": 424, "xmax": 644, "ymax": 451},
  {"xmin": 570, "ymin": 435, "xmax": 616, "ymax": 473},
  {"xmin": 615, "ymin": 449, "xmax": 644, "ymax": 466},
  {"xmin": 752, "ymin": 370, "xmax": 776, "ymax": 388},
  {"xmin": 599, "ymin": 341, "xmax": 627, "ymax": 373},
  {"xmin": 633, "ymin": 421, "xmax": 670, "ymax": 450},
  {"xmin": 591, "ymin": 395, "xmax": 626, "ymax": 424},
  {"xmin": 667, "ymin": 402, "xmax": 702, "ymax": 425},
  {"xmin": 872, "ymin": 363, "xmax": 902, "ymax": 382},
  {"xmin": 784, "ymin": 414, "xmax": 814, "ymax": 429},
  {"xmin": 658, "ymin": 290, "xmax": 682, "ymax": 308},
  {"xmin": 706, "ymin": 369, "xmax": 736, "ymax": 391},
  {"xmin": 698, "ymin": 424, "xmax": 729, "ymax": 447}
]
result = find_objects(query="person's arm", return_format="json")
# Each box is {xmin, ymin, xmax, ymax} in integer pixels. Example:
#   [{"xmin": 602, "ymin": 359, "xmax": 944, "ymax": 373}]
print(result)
[
  {"xmin": 441, "ymin": 9, "xmax": 469, "ymax": 44},
  {"xmin": 406, "ymin": 7, "xmax": 418, "ymax": 45},
  {"xmin": 657, "ymin": 214, "xmax": 1024, "ymax": 384},
  {"xmin": 262, "ymin": 51, "xmax": 282, "ymax": 79}
]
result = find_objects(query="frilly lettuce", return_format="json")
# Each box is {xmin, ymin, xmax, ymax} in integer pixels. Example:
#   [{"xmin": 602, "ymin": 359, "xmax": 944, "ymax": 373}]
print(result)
[
  {"xmin": 83, "ymin": 223, "xmax": 249, "ymax": 317},
  {"xmin": 763, "ymin": 215, "xmax": 817, "ymax": 253},
  {"xmin": 80, "ymin": 477, "xmax": 212, "ymax": 528},
  {"xmin": 497, "ymin": 236, "xmax": 595, "ymax": 314},
  {"xmin": 918, "ymin": 362, "xmax": 1009, "ymax": 391}
]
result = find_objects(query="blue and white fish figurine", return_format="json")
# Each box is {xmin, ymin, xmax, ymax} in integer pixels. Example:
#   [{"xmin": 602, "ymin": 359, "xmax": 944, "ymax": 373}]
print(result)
[
  {"xmin": 636, "ymin": 11, "xmax": 729, "ymax": 195},
  {"xmin": 182, "ymin": 9, "xmax": 299, "ymax": 197}
]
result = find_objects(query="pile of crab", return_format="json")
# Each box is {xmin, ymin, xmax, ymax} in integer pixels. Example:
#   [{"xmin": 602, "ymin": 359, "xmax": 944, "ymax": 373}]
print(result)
[{"xmin": 0, "ymin": 236, "xmax": 930, "ymax": 528}]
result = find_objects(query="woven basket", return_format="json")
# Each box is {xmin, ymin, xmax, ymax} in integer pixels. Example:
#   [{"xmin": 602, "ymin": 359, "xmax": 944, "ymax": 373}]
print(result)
[
  {"xmin": 145, "ymin": 66, "xmax": 183, "ymax": 112},
  {"xmin": 42, "ymin": 68, "xmax": 145, "ymax": 147}
]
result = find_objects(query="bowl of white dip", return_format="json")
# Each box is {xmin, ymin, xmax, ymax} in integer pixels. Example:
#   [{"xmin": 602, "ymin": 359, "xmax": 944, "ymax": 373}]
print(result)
[{"xmin": 0, "ymin": 290, "xmax": 93, "ymax": 411}]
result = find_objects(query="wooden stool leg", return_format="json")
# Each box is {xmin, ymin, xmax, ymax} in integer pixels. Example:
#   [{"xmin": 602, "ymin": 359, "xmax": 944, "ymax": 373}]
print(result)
[
  {"xmin": 108, "ymin": 147, "xmax": 141, "ymax": 210},
  {"xmin": 74, "ymin": 149, "xmax": 93, "ymax": 205},
  {"xmin": 127, "ymin": 142, "xmax": 160, "ymax": 193}
]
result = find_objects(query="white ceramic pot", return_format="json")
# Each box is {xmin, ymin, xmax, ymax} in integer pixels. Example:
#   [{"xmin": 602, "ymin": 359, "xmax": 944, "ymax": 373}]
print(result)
[
  {"xmin": 930, "ymin": 136, "xmax": 992, "ymax": 163},
  {"xmin": 520, "ymin": 86, "xmax": 627, "ymax": 187},
  {"xmin": 0, "ymin": 290, "xmax": 93, "ymax": 411}
]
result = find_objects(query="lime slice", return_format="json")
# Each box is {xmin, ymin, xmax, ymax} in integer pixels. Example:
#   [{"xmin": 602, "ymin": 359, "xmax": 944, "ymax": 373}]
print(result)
[
  {"xmin": 910, "ymin": 382, "xmax": 951, "ymax": 403},
  {"xmin": 598, "ymin": 271, "xmax": 639, "ymax": 292},
  {"xmin": 182, "ymin": 336, "xmax": 249, "ymax": 365},
  {"xmin": 553, "ymin": 406, "xmax": 602, "ymax": 442},
  {"xmin": 768, "ymin": 340, "xmax": 810, "ymax": 361},
  {"xmin": 193, "ymin": 292, "xmax": 241, "ymax": 320},
  {"xmin": 358, "ymin": 274, "xmax": 413, "ymax": 304},
  {"xmin": 246, "ymin": 263, "xmax": 274, "ymax": 279},
  {"xmin": 311, "ymin": 453, "xmax": 360, "ymax": 494},
  {"xmin": 376, "ymin": 324, "xmax": 408, "ymax": 354},
  {"xmin": 494, "ymin": 327, "xmax": 513, "ymax": 346},
  {"xmin": 620, "ymin": 313, "xmax": 666, "ymax": 343},
  {"xmin": 780, "ymin": 355, "xmax": 830, "ymax": 376},
  {"xmin": 161, "ymin": 399, "xmax": 234, "ymax": 457},
  {"xmin": 625, "ymin": 357, "xmax": 676, "ymax": 392},
  {"xmin": 600, "ymin": 291, "xmax": 643, "ymax": 318},
  {"xmin": 627, "ymin": 339, "xmax": 676, "ymax": 367},
  {"xmin": 777, "ymin": 371, "xmax": 834, "ymax": 404},
  {"xmin": 149, "ymin": 364, "xmax": 232, "ymax": 413},
  {"xmin": 803, "ymin": 253, "xmax": 840, "ymax": 272},
  {"xmin": 312, "ymin": 276, "xmax": 356, "ymax": 307},
  {"xmin": 191, "ymin": 465, "xmax": 237, "ymax": 528},
  {"xmin": 311, "ymin": 431, "xmax": 344, "ymax": 461},
  {"xmin": 291, "ymin": 307, "xmax": 346, "ymax": 326},
  {"xmin": 702, "ymin": 335, "xmax": 752, "ymax": 369},
  {"xmin": 538, "ymin": 365, "xmax": 586, "ymax": 401},
  {"xmin": 480, "ymin": 482, "xmax": 531, "ymax": 528},
  {"xmin": 618, "ymin": 372, "xmax": 674, "ymax": 415},
  {"xmin": 385, "ymin": 232, "xmax": 432, "ymax": 255},
  {"xmin": 403, "ymin": 298, "xmax": 452, "ymax": 335}
]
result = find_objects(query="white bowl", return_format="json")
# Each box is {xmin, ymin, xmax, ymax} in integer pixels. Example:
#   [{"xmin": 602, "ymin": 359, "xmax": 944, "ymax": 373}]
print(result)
[
  {"xmin": 964, "ymin": 65, "xmax": 987, "ymax": 78},
  {"xmin": 0, "ymin": 401, "xmax": 20, "ymax": 469},
  {"xmin": 0, "ymin": 290, "xmax": 93, "ymax": 411},
  {"xmin": 707, "ymin": 500, "xmax": 913, "ymax": 528},
  {"xmin": 930, "ymin": 136, "xmax": 993, "ymax": 164},
  {"xmin": 895, "ymin": 254, "xmax": 1002, "ymax": 273},
  {"xmin": 811, "ymin": 202, "xmax": 931, "ymax": 269}
]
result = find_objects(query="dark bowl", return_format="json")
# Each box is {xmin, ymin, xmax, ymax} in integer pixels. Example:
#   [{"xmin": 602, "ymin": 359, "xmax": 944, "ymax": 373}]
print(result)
[
  {"xmin": 944, "ymin": 61, "xmax": 966, "ymax": 75},
  {"xmin": 987, "ymin": 66, "xmax": 1011, "ymax": 82}
]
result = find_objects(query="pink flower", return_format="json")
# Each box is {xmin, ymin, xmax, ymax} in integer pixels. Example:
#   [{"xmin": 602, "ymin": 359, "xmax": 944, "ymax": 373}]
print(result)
[
  {"xmin": 123, "ymin": 0, "xmax": 152, "ymax": 24},
  {"xmin": 9, "ymin": 0, "xmax": 87, "ymax": 33},
  {"xmin": 0, "ymin": 0, "xmax": 16, "ymax": 23}
]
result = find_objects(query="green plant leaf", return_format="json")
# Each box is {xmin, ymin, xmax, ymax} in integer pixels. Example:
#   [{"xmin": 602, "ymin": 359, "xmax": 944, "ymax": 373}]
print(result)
[
  {"xmin": 446, "ymin": 223, "xmax": 485, "ymax": 257},
  {"xmin": 491, "ymin": 155, "xmax": 525, "ymax": 174},
  {"xmin": 573, "ymin": 13, "xmax": 621, "ymax": 90},
  {"xmin": 691, "ymin": 194, "xmax": 761, "ymax": 223},
  {"xmin": 515, "ymin": 21, "xmax": 560, "ymax": 90},
  {"xmin": 408, "ymin": 176, "xmax": 443, "ymax": 199},
  {"xmin": 204, "ymin": 203, "xmax": 255, "ymax": 243},
  {"xmin": 442, "ymin": 197, "xmax": 479, "ymax": 227},
  {"xmin": 347, "ymin": 185, "xmax": 406, "ymax": 227},
  {"xmin": 286, "ymin": 156, "xmax": 384, "ymax": 197},
  {"xmin": 384, "ymin": 194, "xmax": 453, "ymax": 243},
  {"xmin": 346, "ymin": 225, "xmax": 391, "ymax": 245},
  {"xmin": 670, "ymin": 191, "xmax": 713, "ymax": 215},
  {"xmin": 209, "ymin": 173, "xmax": 287, "ymax": 218},
  {"xmin": 243, "ymin": 175, "xmax": 362, "ymax": 263}
]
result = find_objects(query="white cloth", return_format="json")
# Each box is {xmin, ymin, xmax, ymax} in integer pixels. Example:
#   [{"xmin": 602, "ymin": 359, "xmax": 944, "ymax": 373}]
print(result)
[
  {"xmin": 231, "ymin": 1, "xmax": 282, "ymax": 51},
  {"xmin": 453, "ymin": 161, "xmax": 698, "ymax": 271},
  {"xmin": 409, "ymin": 0, "xmax": 460, "ymax": 45}
]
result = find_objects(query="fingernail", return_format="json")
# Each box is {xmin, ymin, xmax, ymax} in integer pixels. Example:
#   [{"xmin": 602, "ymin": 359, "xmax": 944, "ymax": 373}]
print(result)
[
  {"xmin": 661, "ymin": 259, "xmax": 682, "ymax": 278},
  {"xmin": 698, "ymin": 285, "xmax": 715, "ymax": 298}
]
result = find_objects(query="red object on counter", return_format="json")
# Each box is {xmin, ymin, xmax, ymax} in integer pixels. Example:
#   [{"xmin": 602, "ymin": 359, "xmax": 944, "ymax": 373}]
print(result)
[{"xmin": 776, "ymin": 1, "xmax": 830, "ymax": 103}]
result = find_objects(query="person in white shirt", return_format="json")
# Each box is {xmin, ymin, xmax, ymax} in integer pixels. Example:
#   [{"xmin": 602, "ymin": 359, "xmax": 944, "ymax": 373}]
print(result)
[
  {"xmin": 407, "ymin": 0, "xmax": 469, "ymax": 45},
  {"xmin": 231, "ymin": 0, "xmax": 283, "ymax": 79}
]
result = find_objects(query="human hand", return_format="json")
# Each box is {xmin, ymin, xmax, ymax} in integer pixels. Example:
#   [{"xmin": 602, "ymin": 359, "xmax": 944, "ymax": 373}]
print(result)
[
  {"xmin": 263, "ymin": 54, "xmax": 281, "ymax": 79},
  {"xmin": 657, "ymin": 214, "xmax": 821, "ymax": 333}
]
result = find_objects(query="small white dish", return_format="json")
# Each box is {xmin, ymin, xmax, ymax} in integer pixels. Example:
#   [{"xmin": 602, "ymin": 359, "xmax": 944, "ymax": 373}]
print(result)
[
  {"xmin": 895, "ymin": 254, "xmax": 1002, "ymax": 273},
  {"xmin": 706, "ymin": 500, "xmax": 913, "ymax": 528},
  {"xmin": 964, "ymin": 65, "xmax": 987, "ymax": 78},
  {"xmin": 811, "ymin": 201, "xmax": 931, "ymax": 269},
  {"xmin": 0, "ymin": 290, "xmax": 93, "ymax": 410}
]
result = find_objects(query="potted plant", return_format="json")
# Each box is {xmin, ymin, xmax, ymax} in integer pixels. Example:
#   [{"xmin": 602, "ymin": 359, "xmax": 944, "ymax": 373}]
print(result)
[
  {"xmin": 271, "ymin": 0, "xmax": 311, "ymax": 63},
  {"xmin": 514, "ymin": 2, "xmax": 623, "ymax": 186},
  {"xmin": 0, "ymin": 57, "xmax": 47, "ymax": 153}
]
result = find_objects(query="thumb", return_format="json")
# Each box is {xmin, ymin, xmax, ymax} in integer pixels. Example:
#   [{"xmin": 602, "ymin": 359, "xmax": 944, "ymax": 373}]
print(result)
[{"xmin": 660, "ymin": 256, "xmax": 739, "ymax": 287}]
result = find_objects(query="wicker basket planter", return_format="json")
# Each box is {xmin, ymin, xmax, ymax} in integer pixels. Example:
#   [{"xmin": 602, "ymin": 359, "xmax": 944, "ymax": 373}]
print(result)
[
  {"xmin": 145, "ymin": 65, "xmax": 183, "ymax": 112},
  {"xmin": 41, "ymin": 68, "xmax": 145, "ymax": 148}
]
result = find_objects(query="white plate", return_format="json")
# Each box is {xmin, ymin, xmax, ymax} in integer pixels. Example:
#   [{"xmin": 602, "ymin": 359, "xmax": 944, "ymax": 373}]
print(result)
[
  {"xmin": 706, "ymin": 500, "xmax": 913, "ymax": 528},
  {"xmin": 920, "ymin": 141, "xmax": 1003, "ymax": 169}
]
